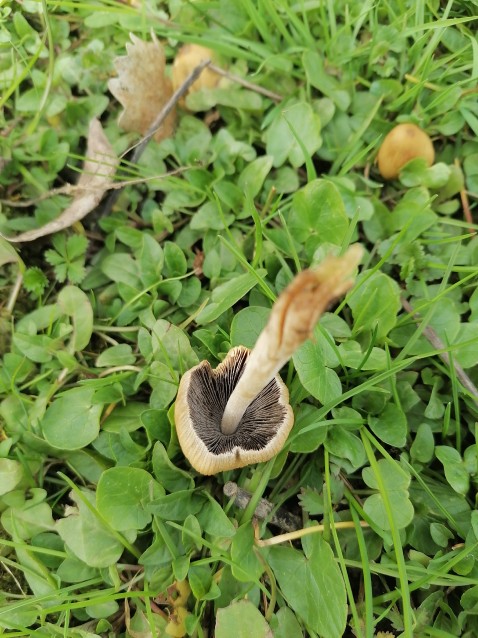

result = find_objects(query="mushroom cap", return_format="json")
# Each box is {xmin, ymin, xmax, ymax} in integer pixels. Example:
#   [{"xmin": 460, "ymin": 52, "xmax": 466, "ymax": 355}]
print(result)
[
  {"xmin": 377, "ymin": 123, "xmax": 435, "ymax": 180},
  {"xmin": 172, "ymin": 44, "xmax": 220, "ymax": 98},
  {"xmin": 174, "ymin": 346, "xmax": 294, "ymax": 475}
]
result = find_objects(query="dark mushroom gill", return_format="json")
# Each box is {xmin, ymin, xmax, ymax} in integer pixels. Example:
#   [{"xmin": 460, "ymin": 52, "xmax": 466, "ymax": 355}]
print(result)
[{"xmin": 187, "ymin": 348, "xmax": 287, "ymax": 455}]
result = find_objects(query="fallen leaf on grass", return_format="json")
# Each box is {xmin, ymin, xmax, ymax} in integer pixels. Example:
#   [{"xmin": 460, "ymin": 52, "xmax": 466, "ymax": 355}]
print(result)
[
  {"xmin": 2, "ymin": 119, "xmax": 118, "ymax": 243},
  {"xmin": 108, "ymin": 33, "xmax": 176, "ymax": 142}
]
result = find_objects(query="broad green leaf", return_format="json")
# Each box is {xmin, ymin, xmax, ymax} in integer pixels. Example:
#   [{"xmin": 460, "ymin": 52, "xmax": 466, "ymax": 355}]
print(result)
[
  {"xmin": 267, "ymin": 533, "xmax": 347, "ymax": 638},
  {"xmin": 454, "ymin": 322, "xmax": 478, "ymax": 369},
  {"xmin": 0, "ymin": 459, "xmax": 24, "ymax": 495},
  {"xmin": 56, "ymin": 489, "xmax": 124, "ymax": 568},
  {"xmin": 289, "ymin": 179, "xmax": 349, "ymax": 245},
  {"xmin": 150, "ymin": 319, "xmax": 199, "ymax": 371},
  {"xmin": 368, "ymin": 403, "xmax": 407, "ymax": 447},
  {"xmin": 325, "ymin": 428, "xmax": 366, "ymax": 470},
  {"xmin": 216, "ymin": 600, "xmax": 272, "ymax": 638},
  {"xmin": 188, "ymin": 564, "xmax": 219, "ymax": 601},
  {"xmin": 96, "ymin": 467, "xmax": 164, "ymax": 531},
  {"xmin": 0, "ymin": 602, "xmax": 39, "ymax": 630},
  {"xmin": 41, "ymin": 387, "xmax": 102, "ymax": 450},
  {"xmin": 15, "ymin": 544, "xmax": 58, "ymax": 598},
  {"xmin": 101, "ymin": 402, "xmax": 147, "ymax": 433},
  {"xmin": 288, "ymin": 404, "xmax": 328, "ymax": 453},
  {"xmin": 337, "ymin": 340, "xmax": 387, "ymax": 370},
  {"xmin": 1, "ymin": 495, "xmax": 55, "ymax": 540},
  {"xmin": 231, "ymin": 523, "xmax": 264, "ymax": 582},
  {"xmin": 148, "ymin": 490, "xmax": 204, "ymax": 521},
  {"xmin": 182, "ymin": 514, "xmax": 203, "ymax": 553},
  {"xmin": 264, "ymin": 101, "xmax": 322, "ymax": 168},
  {"xmin": 364, "ymin": 491, "xmax": 414, "ymax": 530},
  {"xmin": 101, "ymin": 253, "xmax": 141, "ymax": 287},
  {"xmin": 270, "ymin": 607, "xmax": 303, "ymax": 638},
  {"xmin": 12, "ymin": 333, "xmax": 57, "ymax": 363},
  {"xmin": 197, "ymin": 494, "xmax": 236, "ymax": 538},
  {"xmin": 435, "ymin": 446, "xmax": 469, "ymax": 495},
  {"xmin": 363, "ymin": 459, "xmax": 414, "ymax": 530},
  {"xmin": 138, "ymin": 233, "xmax": 164, "ymax": 287},
  {"xmin": 96, "ymin": 344, "xmax": 135, "ymax": 367},
  {"xmin": 303, "ymin": 51, "xmax": 351, "ymax": 110},
  {"xmin": 163, "ymin": 241, "xmax": 187, "ymax": 277},
  {"xmin": 238, "ymin": 156, "xmax": 274, "ymax": 199},
  {"xmin": 57, "ymin": 285, "xmax": 93, "ymax": 351},
  {"xmin": 410, "ymin": 423, "xmax": 435, "ymax": 463},
  {"xmin": 363, "ymin": 458, "xmax": 410, "ymax": 492},
  {"xmin": 430, "ymin": 522, "xmax": 454, "ymax": 548},
  {"xmin": 348, "ymin": 272, "xmax": 401, "ymax": 340},
  {"xmin": 191, "ymin": 201, "xmax": 233, "ymax": 231},
  {"xmin": 196, "ymin": 270, "xmax": 266, "ymax": 325},
  {"xmin": 152, "ymin": 441, "xmax": 194, "ymax": 492},
  {"xmin": 149, "ymin": 361, "xmax": 178, "ymax": 409},
  {"xmin": 230, "ymin": 306, "xmax": 270, "ymax": 348},
  {"xmin": 293, "ymin": 340, "xmax": 342, "ymax": 404}
]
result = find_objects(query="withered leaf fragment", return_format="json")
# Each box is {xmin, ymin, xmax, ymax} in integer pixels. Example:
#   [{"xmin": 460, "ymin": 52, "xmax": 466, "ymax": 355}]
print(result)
[
  {"xmin": 2, "ymin": 119, "xmax": 118, "ymax": 243},
  {"xmin": 108, "ymin": 33, "xmax": 176, "ymax": 142}
]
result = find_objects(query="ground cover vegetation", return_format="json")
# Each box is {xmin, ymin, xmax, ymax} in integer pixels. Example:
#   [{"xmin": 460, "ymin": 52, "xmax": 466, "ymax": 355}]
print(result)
[{"xmin": 1, "ymin": 0, "xmax": 478, "ymax": 636}]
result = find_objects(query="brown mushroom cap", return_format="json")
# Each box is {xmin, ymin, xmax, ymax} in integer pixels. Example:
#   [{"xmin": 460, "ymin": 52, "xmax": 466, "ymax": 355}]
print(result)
[
  {"xmin": 172, "ymin": 44, "xmax": 220, "ymax": 99},
  {"xmin": 377, "ymin": 123, "xmax": 435, "ymax": 180},
  {"xmin": 174, "ymin": 346, "xmax": 294, "ymax": 475}
]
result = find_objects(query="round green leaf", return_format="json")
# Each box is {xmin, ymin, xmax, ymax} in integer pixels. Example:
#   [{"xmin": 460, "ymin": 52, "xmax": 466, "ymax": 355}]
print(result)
[
  {"xmin": 97, "ymin": 467, "xmax": 164, "ymax": 531},
  {"xmin": 56, "ymin": 489, "xmax": 123, "ymax": 568},
  {"xmin": 264, "ymin": 101, "xmax": 322, "ymax": 168},
  {"xmin": 435, "ymin": 446, "xmax": 470, "ymax": 495},
  {"xmin": 57, "ymin": 285, "xmax": 93, "ymax": 351},
  {"xmin": 267, "ymin": 533, "xmax": 347, "ymax": 638},
  {"xmin": 41, "ymin": 387, "xmax": 102, "ymax": 450},
  {"xmin": 289, "ymin": 179, "xmax": 349, "ymax": 245},
  {"xmin": 0, "ymin": 458, "xmax": 24, "ymax": 495},
  {"xmin": 216, "ymin": 600, "xmax": 272, "ymax": 638},
  {"xmin": 230, "ymin": 306, "xmax": 270, "ymax": 348},
  {"xmin": 293, "ymin": 340, "xmax": 342, "ymax": 404},
  {"xmin": 368, "ymin": 403, "xmax": 407, "ymax": 447},
  {"xmin": 348, "ymin": 272, "xmax": 400, "ymax": 341}
]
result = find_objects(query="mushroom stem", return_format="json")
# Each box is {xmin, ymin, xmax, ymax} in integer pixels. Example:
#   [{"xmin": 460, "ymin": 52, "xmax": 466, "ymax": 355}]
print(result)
[{"xmin": 220, "ymin": 244, "xmax": 363, "ymax": 435}]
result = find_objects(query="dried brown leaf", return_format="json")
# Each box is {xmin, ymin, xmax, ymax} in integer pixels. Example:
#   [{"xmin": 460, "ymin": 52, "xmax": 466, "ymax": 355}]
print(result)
[
  {"xmin": 108, "ymin": 33, "xmax": 176, "ymax": 142},
  {"xmin": 2, "ymin": 119, "xmax": 118, "ymax": 243}
]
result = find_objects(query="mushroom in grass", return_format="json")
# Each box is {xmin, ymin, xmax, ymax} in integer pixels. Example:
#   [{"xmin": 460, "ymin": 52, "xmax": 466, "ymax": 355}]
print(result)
[
  {"xmin": 172, "ymin": 44, "xmax": 220, "ymax": 102},
  {"xmin": 174, "ymin": 244, "xmax": 363, "ymax": 475},
  {"xmin": 377, "ymin": 123, "xmax": 435, "ymax": 180}
]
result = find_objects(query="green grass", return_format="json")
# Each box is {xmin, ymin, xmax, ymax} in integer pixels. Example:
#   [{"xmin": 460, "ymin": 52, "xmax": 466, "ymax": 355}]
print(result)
[{"xmin": 1, "ymin": 1, "xmax": 478, "ymax": 637}]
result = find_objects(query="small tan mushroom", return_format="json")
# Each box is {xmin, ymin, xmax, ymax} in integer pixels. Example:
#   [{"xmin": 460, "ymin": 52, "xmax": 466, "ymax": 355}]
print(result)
[
  {"xmin": 377, "ymin": 123, "xmax": 435, "ymax": 180},
  {"xmin": 174, "ymin": 245, "xmax": 363, "ymax": 475},
  {"xmin": 172, "ymin": 44, "xmax": 220, "ymax": 100}
]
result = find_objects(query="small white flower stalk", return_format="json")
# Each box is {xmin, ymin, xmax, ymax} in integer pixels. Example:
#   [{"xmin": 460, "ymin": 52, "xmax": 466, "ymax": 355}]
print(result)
[{"xmin": 220, "ymin": 244, "xmax": 363, "ymax": 434}]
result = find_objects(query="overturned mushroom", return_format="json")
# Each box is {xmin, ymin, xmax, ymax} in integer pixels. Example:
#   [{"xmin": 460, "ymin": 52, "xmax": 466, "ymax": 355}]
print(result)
[{"xmin": 175, "ymin": 244, "xmax": 363, "ymax": 475}]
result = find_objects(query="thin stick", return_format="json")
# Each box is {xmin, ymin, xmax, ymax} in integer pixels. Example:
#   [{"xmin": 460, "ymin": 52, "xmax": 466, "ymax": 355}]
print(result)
[
  {"xmin": 223, "ymin": 481, "xmax": 301, "ymax": 532},
  {"xmin": 1, "ymin": 167, "xmax": 190, "ymax": 208},
  {"xmin": 402, "ymin": 298, "xmax": 478, "ymax": 405},
  {"xmin": 6, "ymin": 272, "xmax": 23, "ymax": 314},
  {"xmin": 256, "ymin": 521, "xmax": 369, "ymax": 547},
  {"xmin": 455, "ymin": 158, "xmax": 474, "ymax": 232},
  {"xmin": 209, "ymin": 63, "xmax": 283, "ymax": 103},
  {"xmin": 97, "ymin": 58, "xmax": 212, "ymax": 220}
]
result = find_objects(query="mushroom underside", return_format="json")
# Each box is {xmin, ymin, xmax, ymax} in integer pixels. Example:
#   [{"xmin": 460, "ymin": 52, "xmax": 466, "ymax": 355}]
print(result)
[{"xmin": 187, "ymin": 348, "xmax": 288, "ymax": 455}]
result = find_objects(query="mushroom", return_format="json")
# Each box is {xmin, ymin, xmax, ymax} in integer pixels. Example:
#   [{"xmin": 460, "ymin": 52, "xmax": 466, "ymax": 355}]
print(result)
[
  {"xmin": 377, "ymin": 123, "xmax": 435, "ymax": 180},
  {"xmin": 172, "ymin": 44, "xmax": 220, "ymax": 102},
  {"xmin": 175, "ymin": 244, "xmax": 363, "ymax": 475}
]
